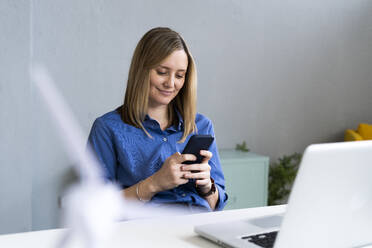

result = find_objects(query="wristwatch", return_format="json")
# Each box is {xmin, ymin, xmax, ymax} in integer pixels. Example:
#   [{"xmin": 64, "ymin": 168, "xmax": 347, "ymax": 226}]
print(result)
[{"xmin": 197, "ymin": 178, "xmax": 216, "ymax": 197}]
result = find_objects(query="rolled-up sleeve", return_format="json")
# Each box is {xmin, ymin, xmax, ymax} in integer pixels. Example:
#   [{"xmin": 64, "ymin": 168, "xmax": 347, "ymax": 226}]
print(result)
[
  {"xmin": 206, "ymin": 121, "xmax": 228, "ymax": 211},
  {"xmin": 87, "ymin": 118, "xmax": 117, "ymax": 182}
]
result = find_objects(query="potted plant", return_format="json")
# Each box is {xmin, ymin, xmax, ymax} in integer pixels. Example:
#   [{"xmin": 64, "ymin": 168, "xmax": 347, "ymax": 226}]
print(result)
[{"xmin": 268, "ymin": 153, "xmax": 302, "ymax": 205}]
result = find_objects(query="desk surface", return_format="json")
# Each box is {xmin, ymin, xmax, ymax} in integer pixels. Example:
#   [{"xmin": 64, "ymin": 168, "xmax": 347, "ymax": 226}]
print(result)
[{"xmin": 0, "ymin": 205, "xmax": 286, "ymax": 248}]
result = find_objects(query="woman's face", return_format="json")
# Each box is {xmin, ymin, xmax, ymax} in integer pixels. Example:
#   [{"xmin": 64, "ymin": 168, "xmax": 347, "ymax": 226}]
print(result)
[{"xmin": 148, "ymin": 49, "xmax": 188, "ymax": 108}]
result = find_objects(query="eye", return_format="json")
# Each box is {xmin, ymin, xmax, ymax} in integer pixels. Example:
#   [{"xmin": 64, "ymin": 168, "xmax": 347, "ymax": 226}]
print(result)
[
  {"xmin": 156, "ymin": 70, "xmax": 167, "ymax": 75},
  {"xmin": 176, "ymin": 74, "xmax": 185, "ymax": 79}
]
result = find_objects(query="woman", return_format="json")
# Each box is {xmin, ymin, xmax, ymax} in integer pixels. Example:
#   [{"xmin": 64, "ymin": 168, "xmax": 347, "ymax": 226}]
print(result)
[{"xmin": 88, "ymin": 27, "xmax": 227, "ymax": 211}]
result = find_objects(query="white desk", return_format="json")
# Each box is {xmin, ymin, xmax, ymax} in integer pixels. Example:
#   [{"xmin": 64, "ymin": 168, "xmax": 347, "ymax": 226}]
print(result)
[{"xmin": 0, "ymin": 205, "xmax": 286, "ymax": 247}]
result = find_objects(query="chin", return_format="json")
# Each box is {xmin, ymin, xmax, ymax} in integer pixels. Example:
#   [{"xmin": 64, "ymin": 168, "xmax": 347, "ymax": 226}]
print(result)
[{"xmin": 152, "ymin": 97, "xmax": 173, "ymax": 106}]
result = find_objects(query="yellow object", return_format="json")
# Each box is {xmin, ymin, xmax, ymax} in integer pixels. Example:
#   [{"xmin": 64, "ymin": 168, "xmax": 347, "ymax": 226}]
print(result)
[{"xmin": 345, "ymin": 123, "xmax": 372, "ymax": 141}]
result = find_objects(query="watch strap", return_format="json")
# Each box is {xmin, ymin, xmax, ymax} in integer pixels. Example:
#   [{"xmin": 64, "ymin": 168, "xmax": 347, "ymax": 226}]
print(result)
[{"xmin": 197, "ymin": 178, "xmax": 216, "ymax": 197}]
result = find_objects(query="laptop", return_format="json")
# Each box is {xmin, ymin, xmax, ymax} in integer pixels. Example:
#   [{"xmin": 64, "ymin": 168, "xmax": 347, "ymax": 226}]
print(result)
[{"xmin": 195, "ymin": 141, "xmax": 372, "ymax": 248}]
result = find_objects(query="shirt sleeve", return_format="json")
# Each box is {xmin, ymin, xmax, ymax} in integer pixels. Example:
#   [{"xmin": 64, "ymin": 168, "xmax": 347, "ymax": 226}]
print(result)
[
  {"xmin": 87, "ymin": 118, "xmax": 117, "ymax": 182},
  {"xmin": 205, "ymin": 120, "xmax": 228, "ymax": 211}
]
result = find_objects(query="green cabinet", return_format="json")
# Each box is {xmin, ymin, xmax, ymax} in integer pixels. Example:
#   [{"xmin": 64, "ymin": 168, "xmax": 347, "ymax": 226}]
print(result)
[{"xmin": 219, "ymin": 149, "xmax": 269, "ymax": 210}]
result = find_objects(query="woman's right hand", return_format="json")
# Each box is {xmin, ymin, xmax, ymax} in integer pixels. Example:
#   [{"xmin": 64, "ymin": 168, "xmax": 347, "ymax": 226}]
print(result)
[{"xmin": 151, "ymin": 152, "xmax": 196, "ymax": 192}]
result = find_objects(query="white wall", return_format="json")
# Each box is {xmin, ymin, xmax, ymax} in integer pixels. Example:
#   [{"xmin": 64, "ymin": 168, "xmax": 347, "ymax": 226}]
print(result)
[
  {"xmin": 1, "ymin": 0, "xmax": 372, "ymax": 234},
  {"xmin": 0, "ymin": 0, "xmax": 31, "ymax": 234}
]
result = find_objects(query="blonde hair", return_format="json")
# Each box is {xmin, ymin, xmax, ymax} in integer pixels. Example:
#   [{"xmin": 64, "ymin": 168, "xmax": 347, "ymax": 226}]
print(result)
[{"xmin": 121, "ymin": 27, "xmax": 197, "ymax": 143}]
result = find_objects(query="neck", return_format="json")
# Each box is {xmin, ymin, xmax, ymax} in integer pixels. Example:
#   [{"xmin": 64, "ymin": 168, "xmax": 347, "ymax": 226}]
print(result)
[{"xmin": 148, "ymin": 104, "xmax": 169, "ymax": 130}]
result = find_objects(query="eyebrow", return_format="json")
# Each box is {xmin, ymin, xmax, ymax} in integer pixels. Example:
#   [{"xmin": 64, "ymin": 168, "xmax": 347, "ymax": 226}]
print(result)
[{"xmin": 158, "ymin": 65, "xmax": 187, "ymax": 72}]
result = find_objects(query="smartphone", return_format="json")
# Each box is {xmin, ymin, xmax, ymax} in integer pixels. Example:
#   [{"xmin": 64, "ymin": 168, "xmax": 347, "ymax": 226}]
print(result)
[{"xmin": 182, "ymin": 134, "xmax": 214, "ymax": 165}]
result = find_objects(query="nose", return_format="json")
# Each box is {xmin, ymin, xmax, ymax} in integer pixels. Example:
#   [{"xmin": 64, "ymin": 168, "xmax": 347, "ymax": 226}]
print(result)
[{"xmin": 164, "ymin": 74, "xmax": 175, "ymax": 88}]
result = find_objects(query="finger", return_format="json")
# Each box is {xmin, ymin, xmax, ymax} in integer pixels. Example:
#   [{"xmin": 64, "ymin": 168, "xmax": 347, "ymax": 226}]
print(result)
[
  {"xmin": 181, "ymin": 163, "xmax": 210, "ymax": 172},
  {"xmin": 195, "ymin": 178, "xmax": 211, "ymax": 187},
  {"xmin": 184, "ymin": 171, "xmax": 209, "ymax": 180},
  {"xmin": 200, "ymin": 150, "xmax": 213, "ymax": 163},
  {"xmin": 181, "ymin": 171, "xmax": 191, "ymax": 179},
  {"xmin": 169, "ymin": 153, "xmax": 195, "ymax": 164},
  {"xmin": 177, "ymin": 153, "xmax": 197, "ymax": 164}
]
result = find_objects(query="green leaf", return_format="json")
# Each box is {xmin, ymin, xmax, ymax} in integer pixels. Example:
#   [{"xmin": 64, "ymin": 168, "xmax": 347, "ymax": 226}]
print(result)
[
  {"xmin": 268, "ymin": 152, "xmax": 302, "ymax": 205},
  {"xmin": 235, "ymin": 141, "xmax": 250, "ymax": 152}
]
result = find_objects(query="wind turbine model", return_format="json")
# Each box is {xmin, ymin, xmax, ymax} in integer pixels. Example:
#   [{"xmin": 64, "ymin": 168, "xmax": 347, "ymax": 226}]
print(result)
[{"xmin": 31, "ymin": 64, "xmax": 188, "ymax": 248}]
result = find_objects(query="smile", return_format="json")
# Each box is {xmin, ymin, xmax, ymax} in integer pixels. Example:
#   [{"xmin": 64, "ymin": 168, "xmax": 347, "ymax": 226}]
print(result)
[{"xmin": 157, "ymin": 88, "xmax": 174, "ymax": 96}]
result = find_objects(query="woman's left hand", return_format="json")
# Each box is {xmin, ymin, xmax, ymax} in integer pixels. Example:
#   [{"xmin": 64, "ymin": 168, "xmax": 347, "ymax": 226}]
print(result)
[{"xmin": 181, "ymin": 150, "xmax": 213, "ymax": 194}]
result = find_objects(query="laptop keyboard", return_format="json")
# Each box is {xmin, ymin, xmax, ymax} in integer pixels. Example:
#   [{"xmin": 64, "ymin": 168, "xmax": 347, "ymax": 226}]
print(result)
[{"xmin": 241, "ymin": 231, "xmax": 278, "ymax": 248}]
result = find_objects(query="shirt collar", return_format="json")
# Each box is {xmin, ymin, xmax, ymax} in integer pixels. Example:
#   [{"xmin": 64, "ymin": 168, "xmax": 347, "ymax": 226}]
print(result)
[
  {"xmin": 143, "ymin": 108, "xmax": 184, "ymax": 132},
  {"xmin": 174, "ymin": 108, "xmax": 184, "ymax": 131}
]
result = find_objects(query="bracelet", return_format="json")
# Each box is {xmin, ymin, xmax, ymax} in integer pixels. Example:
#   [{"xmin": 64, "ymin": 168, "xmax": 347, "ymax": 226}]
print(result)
[
  {"xmin": 136, "ymin": 180, "xmax": 148, "ymax": 203},
  {"xmin": 196, "ymin": 178, "xmax": 216, "ymax": 197}
]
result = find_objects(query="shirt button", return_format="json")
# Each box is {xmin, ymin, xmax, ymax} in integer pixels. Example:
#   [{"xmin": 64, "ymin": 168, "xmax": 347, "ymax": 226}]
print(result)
[
  {"xmin": 182, "ymin": 193, "xmax": 186, "ymax": 197},
  {"xmin": 163, "ymin": 137, "xmax": 167, "ymax": 142}
]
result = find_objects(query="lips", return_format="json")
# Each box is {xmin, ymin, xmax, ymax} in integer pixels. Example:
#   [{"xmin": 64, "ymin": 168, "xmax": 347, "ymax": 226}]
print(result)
[{"xmin": 157, "ymin": 88, "xmax": 174, "ymax": 96}]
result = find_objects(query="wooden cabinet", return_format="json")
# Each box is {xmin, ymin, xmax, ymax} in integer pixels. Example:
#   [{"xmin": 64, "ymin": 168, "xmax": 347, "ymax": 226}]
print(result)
[{"xmin": 219, "ymin": 149, "xmax": 269, "ymax": 210}]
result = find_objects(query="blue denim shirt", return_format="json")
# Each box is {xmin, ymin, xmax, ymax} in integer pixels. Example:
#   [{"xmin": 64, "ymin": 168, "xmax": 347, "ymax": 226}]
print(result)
[{"xmin": 88, "ymin": 108, "xmax": 228, "ymax": 211}]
